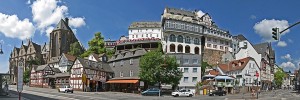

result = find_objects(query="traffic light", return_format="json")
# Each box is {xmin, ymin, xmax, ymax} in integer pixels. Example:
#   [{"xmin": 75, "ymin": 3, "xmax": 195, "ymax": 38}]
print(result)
[{"xmin": 272, "ymin": 28, "xmax": 280, "ymax": 40}]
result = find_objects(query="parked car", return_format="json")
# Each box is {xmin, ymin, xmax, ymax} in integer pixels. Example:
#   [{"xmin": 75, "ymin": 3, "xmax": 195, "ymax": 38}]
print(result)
[
  {"xmin": 171, "ymin": 89, "xmax": 194, "ymax": 97},
  {"xmin": 141, "ymin": 88, "xmax": 162, "ymax": 96},
  {"xmin": 58, "ymin": 85, "xmax": 73, "ymax": 93},
  {"xmin": 209, "ymin": 90, "xmax": 226, "ymax": 96}
]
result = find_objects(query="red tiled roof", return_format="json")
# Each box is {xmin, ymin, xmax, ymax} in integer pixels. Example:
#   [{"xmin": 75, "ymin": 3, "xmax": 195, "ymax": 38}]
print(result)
[
  {"xmin": 219, "ymin": 57, "xmax": 252, "ymax": 72},
  {"xmin": 208, "ymin": 70, "xmax": 219, "ymax": 76},
  {"xmin": 64, "ymin": 53, "xmax": 77, "ymax": 61}
]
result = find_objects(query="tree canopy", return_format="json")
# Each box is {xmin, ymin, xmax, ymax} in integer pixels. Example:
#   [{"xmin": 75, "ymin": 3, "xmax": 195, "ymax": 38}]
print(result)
[
  {"xmin": 274, "ymin": 69, "xmax": 286, "ymax": 88},
  {"xmin": 68, "ymin": 41, "xmax": 84, "ymax": 57},
  {"xmin": 81, "ymin": 32, "xmax": 106, "ymax": 57},
  {"xmin": 139, "ymin": 49, "xmax": 182, "ymax": 87}
]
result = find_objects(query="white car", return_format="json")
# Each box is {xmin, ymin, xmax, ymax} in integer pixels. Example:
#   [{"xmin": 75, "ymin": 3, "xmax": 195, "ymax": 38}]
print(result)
[
  {"xmin": 58, "ymin": 85, "xmax": 73, "ymax": 93},
  {"xmin": 171, "ymin": 89, "xmax": 194, "ymax": 97}
]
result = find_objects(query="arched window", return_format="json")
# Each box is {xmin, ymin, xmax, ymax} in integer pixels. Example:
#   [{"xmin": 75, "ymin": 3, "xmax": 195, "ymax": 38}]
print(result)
[
  {"xmin": 170, "ymin": 44, "xmax": 175, "ymax": 52},
  {"xmin": 178, "ymin": 45, "xmax": 183, "ymax": 52},
  {"xmin": 194, "ymin": 47, "xmax": 200, "ymax": 54},
  {"xmin": 178, "ymin": 35, "xmax": 183, "ymax": 43},
  {"xmin": 170, "ymin": 34, "xmax": 176, "ymax": 42},
  {"xmin": 194, "ymin": 38, "xmax": 199, "ymax": 45},
  {"xmin": 185, "ymin": 36, "xmax": 191, "ymax": 43},
  {"xmin": 185, "ymin": 45, "xmax": 190, "ymax": 53}
]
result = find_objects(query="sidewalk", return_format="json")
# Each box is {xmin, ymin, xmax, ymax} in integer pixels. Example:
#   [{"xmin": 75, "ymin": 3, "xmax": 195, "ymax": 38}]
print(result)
[{"xmin": 0, "ymin": 92, "xmax": 29, "ymax": 100}]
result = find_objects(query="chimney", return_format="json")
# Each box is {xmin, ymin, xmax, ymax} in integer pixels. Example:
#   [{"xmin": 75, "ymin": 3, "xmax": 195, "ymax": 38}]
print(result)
[{"xmin": 65, "ymin": 18, "xmax": 69, "ymax": 25}]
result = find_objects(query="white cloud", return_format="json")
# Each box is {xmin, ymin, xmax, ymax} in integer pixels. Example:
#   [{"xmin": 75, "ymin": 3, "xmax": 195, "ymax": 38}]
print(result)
[
  {"xmin": 0, "ymin": 39, "xmax": 4, "ymax": 44},
  {"xmin": 196, "ymin": 10, "xmax": 205, "ymax": 18},
  {"xmin": 280, "ymin": 61, "xmax": 296, "ymax": 69},
  {"xmin": 253, "ymin": 19, "xmax": 289, "ymax": 42},
  {"xmin": 0, "ymin": 13, "xmax": 35, "ymax": 40},
  {"xmin": 45, "ymin": 26, "xmax": 54, "ymax": 37},
  {"xmin": 26, "ymin": 0, "xmax": 31, "ymax": 4},
  {"xmin": 281, "ymin": 54, "xmax": 292, "ymax": 61},
  {"xmin": 250, "ymin": 15, "xmax": 257, "ymax": 19},
  {"xmin": 69, "ymin": 17, "xmax": 86, "ymax": 28},
  {"xmin": 31, "ymin": 0, "xmax": 85, "ymax": 36},
  {"xmin": 277, "ymin": 41, "xmax": 287, "ymax": 47}
]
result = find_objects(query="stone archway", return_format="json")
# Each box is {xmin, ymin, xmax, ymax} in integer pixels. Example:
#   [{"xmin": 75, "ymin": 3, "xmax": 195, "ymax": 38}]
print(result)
[
  {"xmin": 170, "ymin": 44, "xmax": 176, "ymax": 52},
  {"xmin": 178, "ymin": 44, "xmax": 183, "ymax": 53},
  {"xmin": 185, "ymin": 45, "xmax": 190, "ymax": 53},
  {"xmin": 194, "ymin": 47, "xmax": 200, "ymax": 54}
]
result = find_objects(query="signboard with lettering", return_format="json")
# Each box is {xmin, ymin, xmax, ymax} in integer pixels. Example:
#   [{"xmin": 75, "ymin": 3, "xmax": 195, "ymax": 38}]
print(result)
[{"xmin": 17, "ymin": 61, "xmax": 23, "ymax": 92}]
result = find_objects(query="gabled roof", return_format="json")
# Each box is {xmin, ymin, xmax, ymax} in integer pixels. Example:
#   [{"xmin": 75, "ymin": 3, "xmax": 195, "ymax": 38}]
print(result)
[
  {"xmin": 63, "ymin": 53, "xmax": 77, "ymax": 61},
  {"xmin": 235, "ymin": 34, "xmax": 247, "ymax": 41},
  {"xmin": 208, "ymin": 69, "xmax": 219, "ymax": 76},
  {"xmin": 13, "ymin": 47, "xmax": 20, "ymax": 54},
  {"xmin": 253, "ymin": 42, "xmax": 269, "ymax": 54},
  {"xmin": 108, "ymin": 48, "xmax": 147, "ymax": 62},
  {"xmin": 36, "ymin": 64, "xmax": 49, "ymax": 71},
  {"xmin": 48, "ymin": 56, "xmax": 61, "ymax": 64},
  {"xmin": 76, "ymin": 58, "xmax": 113, "ymax": 73},
  {"xmin": 90, "ymin": 53, "xmax": 101, "ymax": 62},
  {"xmin": 54, "ymin": 18, "xmax": 72, "ymax": 31},
  {"xmin": 218, "ymin": 57, "xmax": 253, "ymax": 72},
  {"xmin": 129, "ymin": 22, "xmax": 161, "ymax": 29}
]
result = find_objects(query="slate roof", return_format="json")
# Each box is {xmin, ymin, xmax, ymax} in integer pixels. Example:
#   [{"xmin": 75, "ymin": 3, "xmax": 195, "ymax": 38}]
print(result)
[
  {"xmin": 253, "ymin": 42, "xmax": 269, "ymax": 54},
  {"xmin": 218, "ymin": 57, "xmax": 253, "ymax": 72},
  {"xmin": 36, "ymin": 64, "xmax": 49, "ymax": 71},
  {"xmin": 48, "ymin": 56, "xmax": 61, "ymax": 64},
  {"xmin": 54, "ymin": 18, "xmax": 72, "ymax": 31},
  {"xmin": 41, "ymin": 43, "xmax": 49, "ymax": 54},
  {"xmin": 235, "ymin": 34, "xmax": 247, "ymax": 41},
  {"xmin": 51, "ymin": 67, "xmax": 61, "ymax": 73},
  {"xmin": 108, "ymin": 48, "xmax": 147, "ymax": 62},
  {"xmin": 53, "ymin": 72, "xmax": 70, "ymax": 78},
  {"xmin": 77, "ymin": 58, "xmax": 113, "ymax": 73},
  {"xmin": 165, "ymin": 7, "xmax": 196, "ymax": 17},
  {"xmin": 91, "ymin": 53, "xmax": 101, "ymax": 62},
  {"xmin": 30, "ymin": 41, "xmax": 41, "ymax": 53},
  {"xmin": 129, "ymin": 22, "xmax": 161, "ymax": 29}
]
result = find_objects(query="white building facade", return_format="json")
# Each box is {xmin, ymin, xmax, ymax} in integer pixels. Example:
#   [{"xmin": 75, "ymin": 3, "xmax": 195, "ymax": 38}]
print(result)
[
  {"xmin": 128, "ymin": 22, "xmax": 162, "ymax": 40},
  {"xmin": 161, "ymin": 8, "xmax": 233, "ymax": 55}
]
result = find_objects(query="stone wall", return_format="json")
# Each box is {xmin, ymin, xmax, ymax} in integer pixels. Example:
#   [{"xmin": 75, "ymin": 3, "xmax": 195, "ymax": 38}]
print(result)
[{"xmin": 203, "ymin": 48, "xmax": 225, "ymax": 66}]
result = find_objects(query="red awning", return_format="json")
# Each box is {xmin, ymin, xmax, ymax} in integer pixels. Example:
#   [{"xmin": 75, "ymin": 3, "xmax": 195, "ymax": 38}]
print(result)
[{"xmin": 106, "ymin": 80, "xmax": 138, "ymax": 84}]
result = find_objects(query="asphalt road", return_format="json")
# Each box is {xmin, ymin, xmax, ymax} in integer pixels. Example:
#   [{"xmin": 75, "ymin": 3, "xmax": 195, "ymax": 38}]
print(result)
[{"xmin": 8, "ymin": 85, "xmax": 300, "ymax": 100}]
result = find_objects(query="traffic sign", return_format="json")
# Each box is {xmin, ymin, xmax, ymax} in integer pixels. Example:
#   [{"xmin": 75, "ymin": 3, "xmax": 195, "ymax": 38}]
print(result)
[
  {"xmin": 255, "ymin": 71, "xmax": 259, "ymax": 78},
  {"xmin": 17, "ymin": 61, "xmax": 24, "ymax": 92}
]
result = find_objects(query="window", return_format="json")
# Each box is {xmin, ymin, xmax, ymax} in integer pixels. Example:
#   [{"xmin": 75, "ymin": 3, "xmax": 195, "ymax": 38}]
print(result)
[
  {"xmin": 142, "ymin": 34, "xmax": 143, "ymax": 37},
  {"xmin": 132, "ymin": 35, "xmax": 134, "ymax": 38},
  {"xmin": 120, "ymin": 60, "xmax": 124, "ymax": 66},
  {"xmin": 136, "ymin": 35, "xmax": 138, "ymax": 38},
  {"xmin": 220, "ymin": 40, "xmax": 224, "ymax": 44},
  {"xmin": 120, "ymin": 72, "xmax": 123, "ymax": 77},
  {"xmin": 170, "ymin": 34, "xmax": 176, "ymax": 42},
  {"xmin": 207, "ymin": 44, "xmax": 211, "ymax": 47},
  {"xmin": 130, "ymin": 70, "xmax": 133, "ymax": 76},
  {"xmin": 207, "ymin": 38, "xmax": 211, "ymax": 41},
  {"xmin": 130, "ymin": 59, "xmax": 133, "ymax": 65},
  {"xmin": 192, "ymin": 77, "xmax": 197, "ymax": 82},
  {"xmin": 184, "ymin": 59, "xmax": 189, "ymax": 64},
  {"xmin": 193, "ymin": 68, "xmax": 197, "ymax": 73},
  {"xmin": 177, "ymin": 35, "xmax": 183, "ymax": 43},
  {"xmin": 225, "ymin": 41, "xmax": 229, "ymax": 45},
  {"xmin": 184, "ymin": 77, "xmax": 188, "ymax": 82},
  {"xmin": 185, "ymin": 36, "xmax": 190, "ymax": 43},
  {"xmin": 146, "ymin": 34, "xmax": 148, "ymax": 37},
  {"xmin": 213, "ymin": 38, "xmax": 217, "ymax": 42},
  {"xmin": 194, "ymin": 38, "xmax": 199, "ymax": 44},
  {"xmin": 220, "ymin": 46, "xmax": 224, "ymax": 50},
  {"xmin": 213, "ymin": 45, "xmax": 217, "ymax": 48},
  {"xmin": 113, "ymin": 62, "xmax": 115, "ymax": 67},
  {"xmin": 184, "ymin": 68, "xmax": 189, "ymax": 73},
  {"xmin": 177, "ymin": 60, "xmax": 181, "ymax": 64},
  {"xmin": 192, "ymin": 59, "xmax": 198, "ymax": 64}
]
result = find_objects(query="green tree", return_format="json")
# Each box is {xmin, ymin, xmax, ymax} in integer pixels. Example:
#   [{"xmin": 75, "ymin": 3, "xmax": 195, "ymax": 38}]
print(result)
[
  {"xmin": 68, "ymin": 41, "xmax": 84, "ymax": 57},
  {"xmin": 274, "ymin": 69, "xmax": 285, "ymax": 88},
  {"xmin": 106, "ymin": 49, "xmax": 115, "ymax": 58},
  {"xmin": 201, "ymin": 62, "xmax": 211, "ymax": 77},
  {"xmin": 81, "ymin": 32, "xmax": 106, "ymax": 57},
  {"xmin": 139, "ymin": 49, "xmax": 182, "ymax": 88}
]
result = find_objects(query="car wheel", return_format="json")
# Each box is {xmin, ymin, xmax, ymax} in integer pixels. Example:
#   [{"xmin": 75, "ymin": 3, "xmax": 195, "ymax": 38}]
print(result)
[
  {"xmin": 223, "ymin": 93, "xmax": 226, "ymax": 96},
  {"xmin": 71, "ymin": 91, "xmax": 73, "ymax": 93},
  {"xmin": 175, "ymin": 94, "xmax": 179, "ymax": 97},
  {"xmin": 213, "ymin": 94, "xmax": 215, "ymax": 96},
  {"xmin": 58, "ymin": 90, "xmax": 60, "ymax": 92},
  {"xmin": 189, "ymin": 94, "xmax": 193, "ymax": 97}
]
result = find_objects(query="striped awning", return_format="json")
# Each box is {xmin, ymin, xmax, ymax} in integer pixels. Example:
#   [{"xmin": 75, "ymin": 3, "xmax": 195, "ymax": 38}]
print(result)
[{"xmin": 106, "ymin": 79, "xmax": 138, "ymax": 84}]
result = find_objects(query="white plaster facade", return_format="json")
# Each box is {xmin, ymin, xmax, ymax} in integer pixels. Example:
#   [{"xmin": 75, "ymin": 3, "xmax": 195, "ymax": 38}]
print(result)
[
  {"xmin": 235, "ymin": 40, "xmax": 262, "ymax": 68},
  {"xmin": 178, "ymin": 67, "xmax": 201, "ymax": 88},
  {"xmin": 128, "ymin": 22, "xmax": 162, "ymax": 40}
]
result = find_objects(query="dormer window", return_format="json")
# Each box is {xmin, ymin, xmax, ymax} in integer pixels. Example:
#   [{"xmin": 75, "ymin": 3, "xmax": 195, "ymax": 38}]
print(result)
[
  {"xmin": 120, "ymin": 60, "xmax": 124, "ymax": 66},
  {"xmin": 112, "ymin": 62, "xmax": 115, "ymax": 67},
  {"xmin": 130, "ymin": 59, "xmax": 133, "ymax": 65}
]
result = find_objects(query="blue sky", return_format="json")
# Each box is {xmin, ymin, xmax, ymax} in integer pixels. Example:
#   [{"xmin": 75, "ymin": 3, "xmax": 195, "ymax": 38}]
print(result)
[{"xmin": 0, "ymin": 0, "xmax": 300, "ymax": 73}]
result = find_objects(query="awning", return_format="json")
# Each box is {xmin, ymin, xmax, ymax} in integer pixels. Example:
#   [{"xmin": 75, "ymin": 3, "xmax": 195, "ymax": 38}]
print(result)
[{"xmin": 106, "ymin": 79, "xmax": 139, "ymax": 84}]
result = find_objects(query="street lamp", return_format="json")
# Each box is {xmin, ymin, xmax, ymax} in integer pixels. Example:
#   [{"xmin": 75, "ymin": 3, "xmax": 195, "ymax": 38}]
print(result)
[{"xmin": 0, "ymin": 42, "xmax": 3, "ymax": 54}]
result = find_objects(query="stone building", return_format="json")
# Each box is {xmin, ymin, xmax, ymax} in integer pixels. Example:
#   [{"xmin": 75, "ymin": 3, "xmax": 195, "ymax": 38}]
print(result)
[
  {"xmin": 9, "ymin": 40, "xmax": 42, "ymax": 84},
  {"xmin": 9, "ymin": 18, "xmax": 79, "ymax": 84},
  {"xmin": 49, "ymin": 18, "xmax": 78, "ymax": 60}
]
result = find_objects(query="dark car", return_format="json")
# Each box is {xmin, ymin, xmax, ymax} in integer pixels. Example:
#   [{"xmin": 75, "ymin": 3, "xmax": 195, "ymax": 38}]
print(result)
[
  {"xmin": 209, "ymin": 90, "xmax": 226, "ymax": 96},
  {"xmin": 141, "ymin": 88, "xmax": 162, "ymax": 96}
]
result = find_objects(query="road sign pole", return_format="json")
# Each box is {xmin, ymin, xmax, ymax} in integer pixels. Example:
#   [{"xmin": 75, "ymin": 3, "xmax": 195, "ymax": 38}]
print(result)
[
  {"xmin": 17, "ymin": 61, "xmax": 24, "ymax": 100},
  {"xmin": 19, "ymin": 92, "xmax": 21, "ymax": 100}
]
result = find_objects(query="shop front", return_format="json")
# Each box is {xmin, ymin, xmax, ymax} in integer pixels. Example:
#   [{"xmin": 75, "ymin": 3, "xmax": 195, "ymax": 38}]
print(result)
[{"xmin": 106, "ymin": 79, "xmax": 140, "ymax": 93}]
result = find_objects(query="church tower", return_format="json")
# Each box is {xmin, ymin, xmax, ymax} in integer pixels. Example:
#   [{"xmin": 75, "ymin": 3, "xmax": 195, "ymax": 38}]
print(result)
[{"xmin": 49, "ymin": 18, "xmax": 78, "ymax": 60}]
